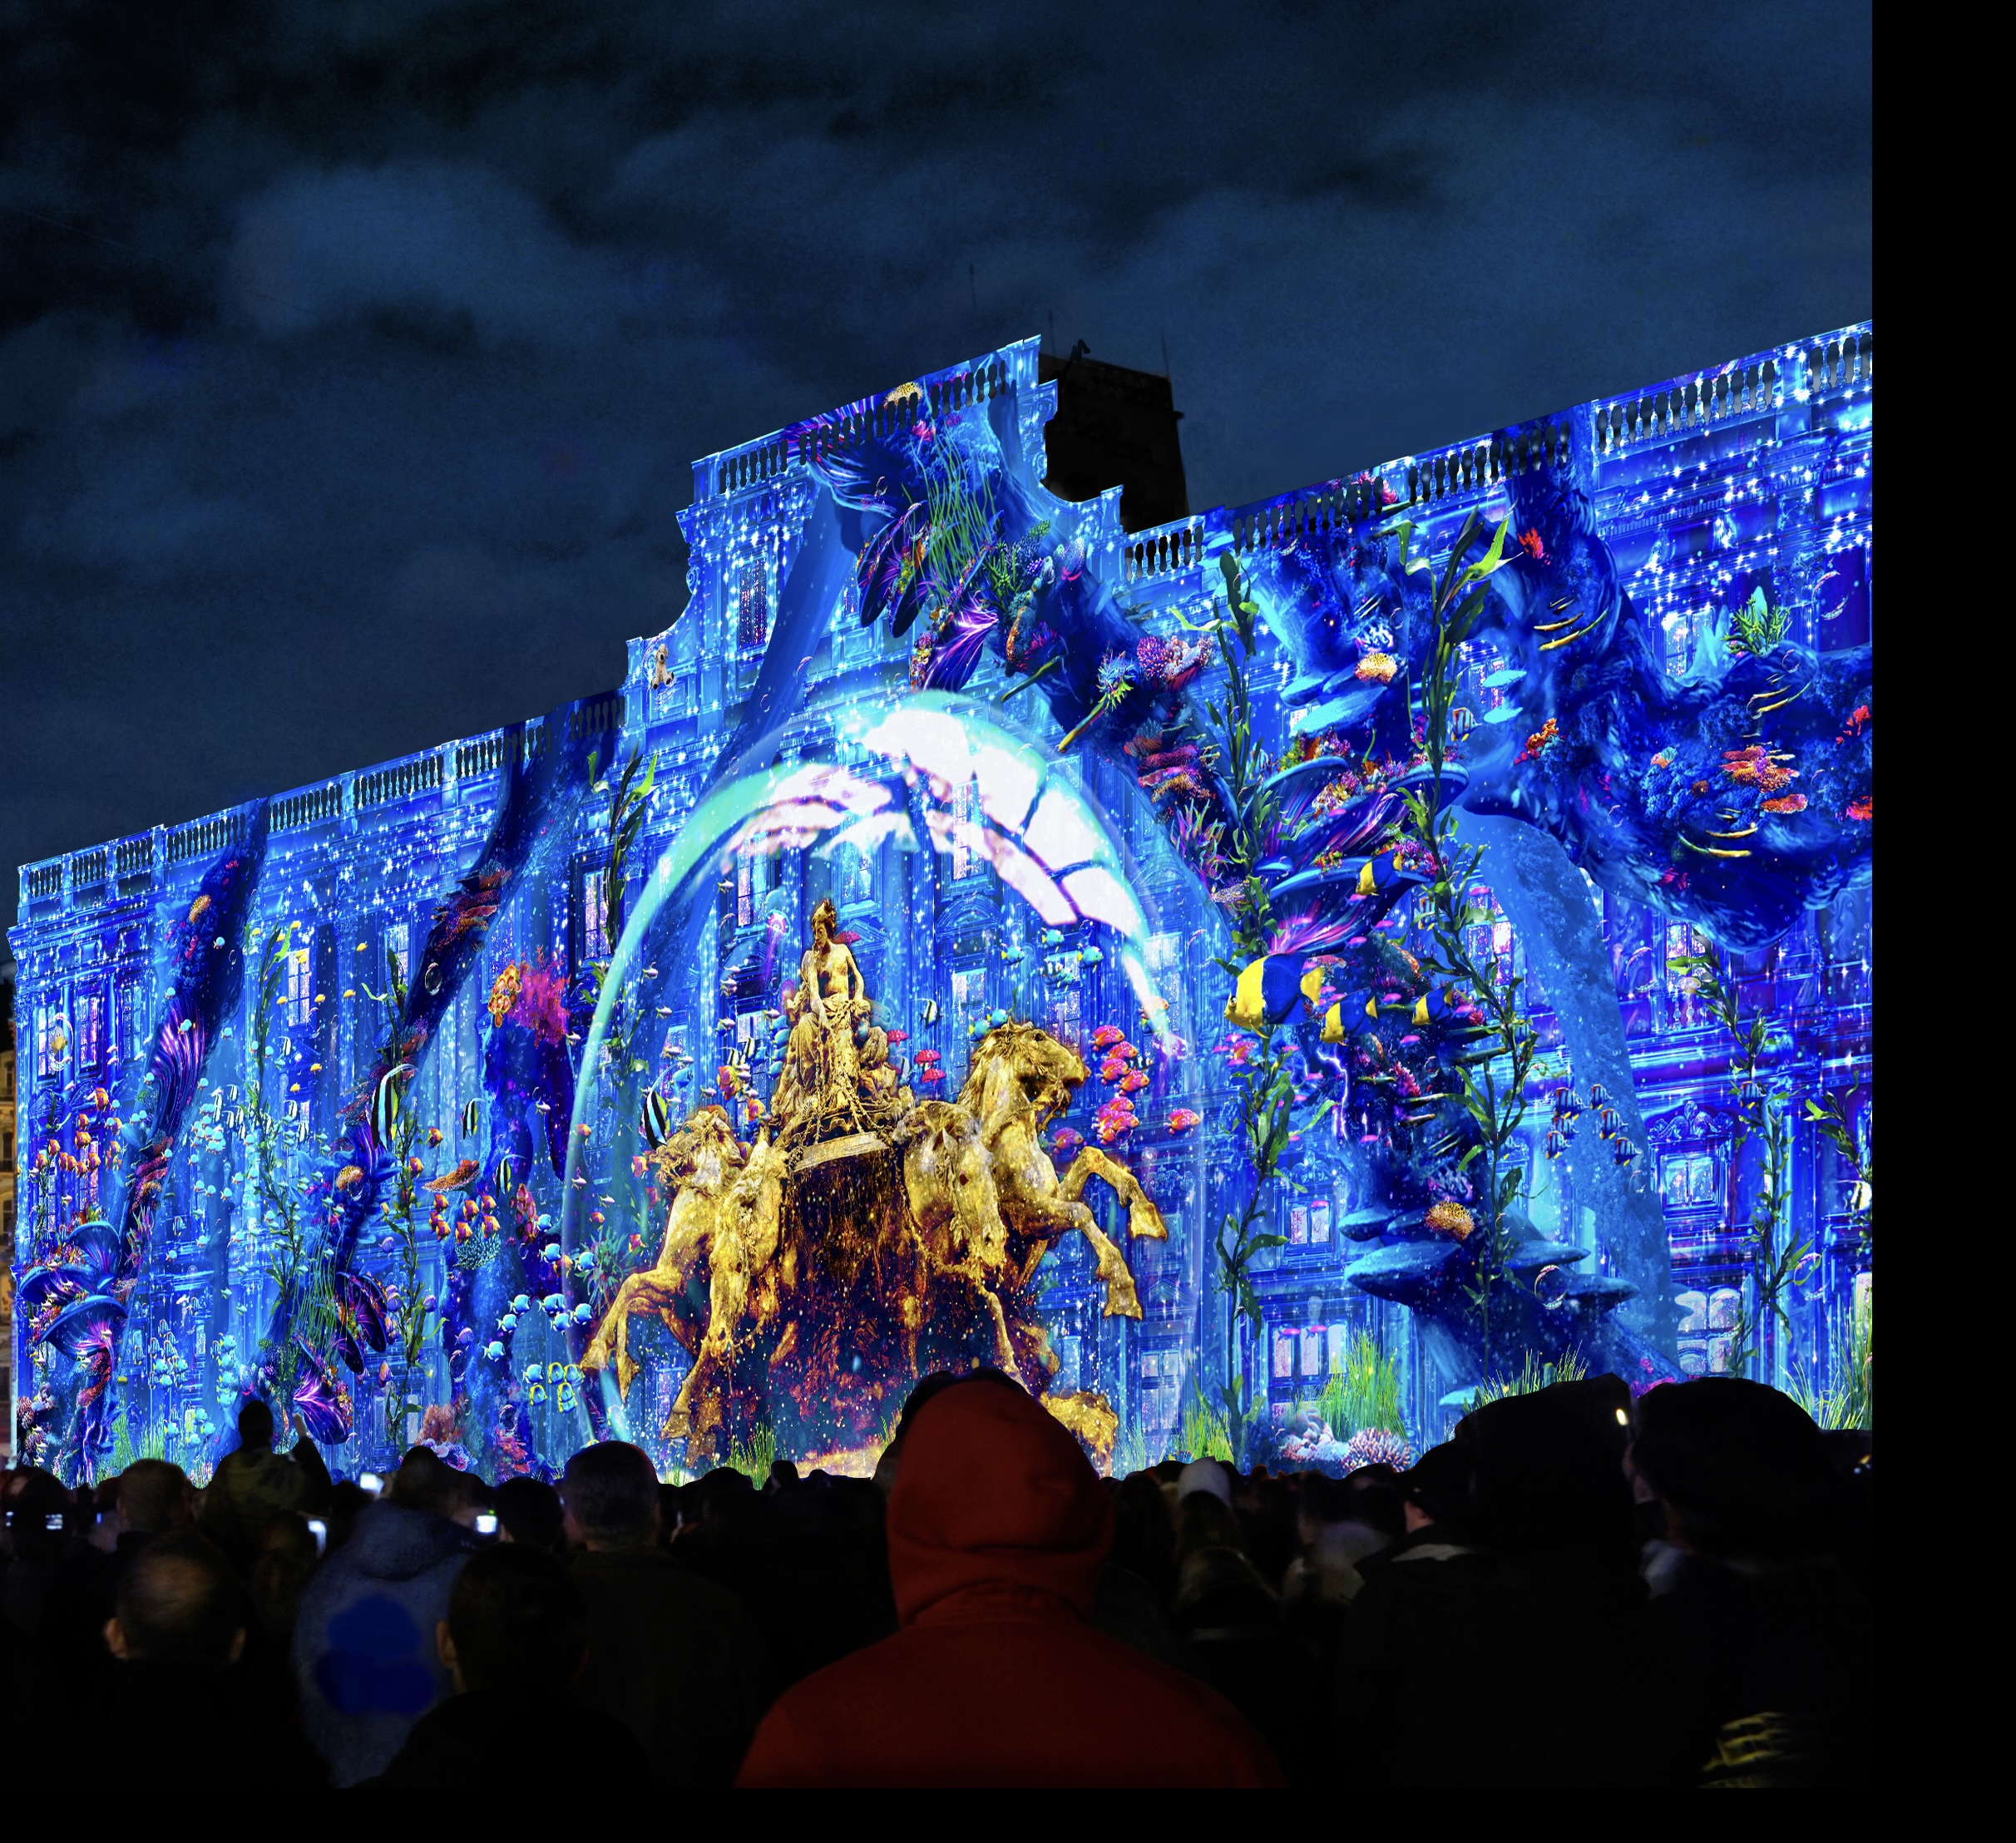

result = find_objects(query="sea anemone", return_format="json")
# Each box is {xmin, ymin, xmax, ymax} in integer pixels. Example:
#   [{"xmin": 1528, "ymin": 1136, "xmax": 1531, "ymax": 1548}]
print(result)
[
  {"xmin": 1096, "ymin": 650, "xmax": 1139, "ymax": 699},
  {"xmin": 1341, "ymin": 1428, "xmax": 1416, "ymax": 1474},
  {"xmin": 1425, "ymin": 1200, "xmax": 1475, "ymax": 1240},
  {"xmin": 1720, "ymin": 744, "xmax": 1798, "ymax": 793},
  {"xmin": 1515, "ymin": 717, "xmax": 1559, "ymax": 766},
  {"xmin": 1760, "ymin": 793, "xmax": 1808, "ymax": 815},
  {"xmin": 1355, "ymin": 651, "xmax": 1399, "ymax": 684}
]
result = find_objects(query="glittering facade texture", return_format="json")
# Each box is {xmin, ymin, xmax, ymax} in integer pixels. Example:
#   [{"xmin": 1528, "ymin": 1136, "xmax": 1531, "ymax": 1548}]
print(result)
[{"xmin": 10, "ymin": 327, "xmax": 1871, "ymax": 1481}]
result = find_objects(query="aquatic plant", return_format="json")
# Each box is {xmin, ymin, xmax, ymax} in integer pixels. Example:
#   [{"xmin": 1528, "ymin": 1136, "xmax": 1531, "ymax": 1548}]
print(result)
[
  {"xmin": 728, "ymin": 1421, "xmax": 779, "ymax": 1485},
  {"xmin": 245, "ymin": 922, "xmax": 314, "ymax": 1403},
  {"xmin": 1671, "ymin": 951, "xmax": 1806, "ymax": 1380},
  {"xmin": 1390, "ymin": 509, "xmax": 1540, "ymax": 1371},
  {"xmin": 1464, "ymin": 1346, "xmax": 1587, "ymax": 1411},
  {"xmin": 1804, "ymin": 1091, "xmax": 1873, "ymax": 1248},
  {"xmin": 1788, "ymin": 1292, "xmax": 1871, "ymax": 1431},
  {"xmin": 1196, "ymin": 558, "xmax": 1324, "ymax": 1466},
  {"xmin": 1315, "ymin": 1329, "xmax": 1407, "ymax": 1441},
  {"xmin": 1729, "ymin": 585, "xmax": 1791, "ymax": 659},
  {"xmin": 1174, "ymin": 1390, "xmax": 1235, "ymax": 1465}
]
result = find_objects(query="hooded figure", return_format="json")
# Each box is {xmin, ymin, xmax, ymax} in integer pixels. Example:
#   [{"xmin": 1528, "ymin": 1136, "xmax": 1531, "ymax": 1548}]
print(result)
[{"xmin": 736, "ymin": 1381, "xmax": 1280, "ymax": 1787}]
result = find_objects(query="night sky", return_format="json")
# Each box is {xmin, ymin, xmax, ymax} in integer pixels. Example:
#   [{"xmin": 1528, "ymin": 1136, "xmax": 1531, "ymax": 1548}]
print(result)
[{"xmin": 0, "ymin": 1, "xmax": 1870, "ymax": 935}]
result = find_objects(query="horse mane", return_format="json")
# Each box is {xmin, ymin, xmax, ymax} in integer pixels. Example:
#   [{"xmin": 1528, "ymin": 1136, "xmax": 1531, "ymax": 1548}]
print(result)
[{"xmin": 954, "ymin": 1020, "xmax": 1046, "ymax": 1109}]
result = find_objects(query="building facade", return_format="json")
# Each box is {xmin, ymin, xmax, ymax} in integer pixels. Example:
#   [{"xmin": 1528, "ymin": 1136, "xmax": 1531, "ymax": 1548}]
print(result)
[{"xmin": 9, "ymin": 324, "xmax": 1871, "ymax": 1479}]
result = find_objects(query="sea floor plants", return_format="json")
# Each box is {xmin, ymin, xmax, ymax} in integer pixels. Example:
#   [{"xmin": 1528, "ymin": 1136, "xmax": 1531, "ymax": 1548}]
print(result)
[
  {"xmin": 1388, "ymin": 510, "xmax": 1546, "ymax": 1379},
  {"xmin": 1196, "ymin": 556, "xmax": 1330, "ymax": 1467},
  {"xmin": 1671, "ymin": 951, "xmax": 1806, "ymax": 1382},
  {"xmin": 1314, "ymin": 1328, "xmax": 1408, "ymax": 1444},
  {"xmin": 1788, "ymin": 1290, "xmax": 1871, "ymax": 1430},
  {"xmin": 1464, "ymin": 1347, "xmax": 1587, "ymax": 1411}
]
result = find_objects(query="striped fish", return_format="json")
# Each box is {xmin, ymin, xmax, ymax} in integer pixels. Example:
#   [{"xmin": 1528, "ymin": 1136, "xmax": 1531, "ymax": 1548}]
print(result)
[
  {"xmin": 372, "ymin": 1064, "xmax": 414, "ymax": 1144},
  {"xmin": 462, "ymin": 1099, "xmax": 480, "ymax": 1139},
  {"xmin": 640, "ymin": 1089, "xmax": 672, "ymax": 1151}
]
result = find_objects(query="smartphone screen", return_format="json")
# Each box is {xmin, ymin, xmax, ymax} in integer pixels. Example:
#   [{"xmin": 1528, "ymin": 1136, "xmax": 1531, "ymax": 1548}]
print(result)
[
  {"xmin": 358, "ymin": 1472, "xmax": 383, "ymax": 1497},
  {"xmin": 45, "ymin": 1513, "xmax": 65, "ymax": 1532},
  {"xmin": 306, "ymin": 1518, "xmax": 329, "ymax": 1556},
  {"xmin": 474, "ymin": 1511, "xmax": 499, "ymax": 1537}
]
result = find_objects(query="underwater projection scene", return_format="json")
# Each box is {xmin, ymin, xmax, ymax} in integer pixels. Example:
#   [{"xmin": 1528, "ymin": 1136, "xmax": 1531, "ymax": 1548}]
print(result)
[{"xmin": 9, "ymin": 324, "xmax": 1872, "ymax": 1483}]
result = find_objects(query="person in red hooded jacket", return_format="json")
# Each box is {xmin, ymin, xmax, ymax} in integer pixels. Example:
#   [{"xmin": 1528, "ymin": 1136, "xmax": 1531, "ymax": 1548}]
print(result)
[{"xmin": 736, "ymin": 1377, "xmax": 1282, "ymax": 1787}]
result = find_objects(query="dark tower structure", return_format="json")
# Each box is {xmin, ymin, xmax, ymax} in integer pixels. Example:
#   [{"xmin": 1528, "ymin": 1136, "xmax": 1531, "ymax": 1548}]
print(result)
[{"xmin": 1037, "ymin": 344, "xmax": 1189, "ymax": 533}]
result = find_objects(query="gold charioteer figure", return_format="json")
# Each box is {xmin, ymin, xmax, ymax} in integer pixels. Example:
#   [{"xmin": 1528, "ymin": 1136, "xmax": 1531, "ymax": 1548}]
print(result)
[{"xmin": 582, "ymin": 885, "xmax": 1165, "ymax": 1470}]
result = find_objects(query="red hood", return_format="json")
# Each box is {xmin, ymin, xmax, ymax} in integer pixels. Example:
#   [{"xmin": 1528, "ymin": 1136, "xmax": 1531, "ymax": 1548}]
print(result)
[{"xmin": 887, "ymin": 1382, "xmax": 1114, "ymax": 1626}]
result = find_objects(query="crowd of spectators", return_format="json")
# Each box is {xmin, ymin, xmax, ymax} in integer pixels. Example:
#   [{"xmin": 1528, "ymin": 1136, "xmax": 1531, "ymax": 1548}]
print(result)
[{"xmin": 0, "ymin": 1371, "xmax": 1870, "ymax": 1787}]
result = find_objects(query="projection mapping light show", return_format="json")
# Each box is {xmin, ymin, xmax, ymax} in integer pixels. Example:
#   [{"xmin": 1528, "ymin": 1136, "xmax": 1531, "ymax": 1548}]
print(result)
[{"xmin": 8, "ymin": 325, "xmax": 1873, "ymax": 1484}]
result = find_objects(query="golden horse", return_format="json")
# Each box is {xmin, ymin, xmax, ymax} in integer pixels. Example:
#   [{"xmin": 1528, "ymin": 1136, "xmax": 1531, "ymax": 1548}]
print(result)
[
  {"xmin": 584, "ymin": 1024, "xmax": 1165, "ymax": 1456},
  {"xmin": 904, "ymin": 1021, "xmax": 1166, "ymax": 1319},
  {"xmin": 581, "ymin": 1104, "xmax": 787, "ymax": 1430}
]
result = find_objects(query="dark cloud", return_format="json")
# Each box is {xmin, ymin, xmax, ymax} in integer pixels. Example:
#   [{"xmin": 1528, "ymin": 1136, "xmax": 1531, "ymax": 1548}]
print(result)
[{"xmin": 0, "ymin": 0, "xmax": 1870, "ymax": 931}]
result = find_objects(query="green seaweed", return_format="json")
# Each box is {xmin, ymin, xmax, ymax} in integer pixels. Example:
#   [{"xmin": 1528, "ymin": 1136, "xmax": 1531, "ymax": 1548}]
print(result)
[
  {"xmin": 1463, "ymin": 1347, "xmax": 1587, "ymax": 1411},
  {"xmin": 1671, "ymin": 952, "xmax": 1807, "ymax": 1379},
  {"xmin": 1789, "ymin": 1292, "xmax": 1871, "ymax": 1430},
  {"xmin": 727, "ymin": 1421, "xmax": 778, "ymax": 1485},
  {"xmin": 1315, "ymin": 1330, "xmax": 1407, "ymax": 1440},
  {"xmin": 1390, "ymin": 511, "xmax": 1539, "ymax": 1371}
]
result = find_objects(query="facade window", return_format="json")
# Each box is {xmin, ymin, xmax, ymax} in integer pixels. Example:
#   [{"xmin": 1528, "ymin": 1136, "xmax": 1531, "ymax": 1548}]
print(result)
[
  {"xmin": 1663, "ymin": 925, "xmax": 1714, "ymax": 1028},
  {"xmin": 736, "ymin": 857, "xmax": 753, "ymax": 929},
  {"xmin": 832, "ymin": 842, "xmax": 872, "ymax": 910},
  {"xmin": 286, "ymin": 946, "xmax": 313, "ymax": 1026},
  {"xmin": 114, "ymin": 981, "xmax": 141, "ymax": 1064},
  {"xmin": 35, "ymin": 1002, "xmax": 65, "ymax": 1080},
  {"xmin": 581, "ymin": 867, "xmax": 611, "ymax": 963},
  {"xmin": 1661, "ymin": 605, "xmax": 1708, "ymax": 677},
  {"xmin": 951, "ymin": 781, "xmax": 981, "ymax": 881},
  {"xmin": 76, "ymin": 988, "xmax": 103, "ymax": 1070},
  {"xmin": 386, "ymin": 922, "xmax": 410, "ymax": 990},
  {"xmin": 737, "ymin": 562, "xmax": 768, "ymax": 652},
  {"xmin": 951, "ymin": 966, "xmax": 986, "ymax": 1040},
  {"xmin": 1045, "ymin": 982, "xmax": 1081, "ymax": 1056},
  {"xmin": 1464, "ymin": 887, "xmax": 1515, "ymax": 991},
  {"xmin": 1662, "ymin": 1152, "xmax": 1720, "ymax": 1212}
]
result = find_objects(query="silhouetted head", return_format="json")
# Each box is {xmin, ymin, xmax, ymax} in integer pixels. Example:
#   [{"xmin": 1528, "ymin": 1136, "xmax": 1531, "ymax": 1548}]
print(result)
[
  {"xmin": 442, "ymin": 1544, "xmax": 588, "ymax": 1693},
  {"xmin": 1401, "ymin": 1442, "xmax": 1474, "ymax": 1534},
  {"xmin": 1173, "ymin": 1490, "xmax": 1248, "ymax": 1574},
  {"xmin": 1172, "ymin": 1544, "xmax": 1277, "ymax": 1640},
  {"xmin": 1460, "ymin": 1391, "xmax": 1636, "ymax": 1561},
  {"xmin": 236, "ymin": 1398, "xmax": 275, "ymax": 1453},
  {"xmin": 887, "ymin": 1378, "xmax": 1114, "ymax": 1625},
  {"xmin": 388, "ymin": 1445, "xmax": 457, "ymax": 1518},
  {"xmin": 877, "ymin": 1368, "xmax": 1024, "ymax": 1494},
  {"xmin": 1301, "ymin": 1466, "xmax": 1404, "ymax": 1541},
  {"xmin": 1630, "ymin": 1378, "xmax": 1833, "ymax": 1564},
  {"xmin": 116, "ymin": 1459, "xmax": 195, "ymax": 1536},
  {"xmin": 109, "ymin": 1532, "xmax": 245, "ymax": 1668},
  {"xmin": 494, "ymin": 1475, "xmax": 566, "ymax": 1552},
  {"xmin": 561, "ymin": 1441, "xmax": 661, "ymax": 1550}
]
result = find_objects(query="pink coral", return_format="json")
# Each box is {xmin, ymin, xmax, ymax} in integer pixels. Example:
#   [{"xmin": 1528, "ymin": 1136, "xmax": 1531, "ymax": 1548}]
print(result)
[
  {"xmin": 1342, "ymin": 1428, "xmax": 1415, "ymax": 1474},
  {"xmin": 507, "ymin": 960, "xmax": 570, "ymax": 1045}
]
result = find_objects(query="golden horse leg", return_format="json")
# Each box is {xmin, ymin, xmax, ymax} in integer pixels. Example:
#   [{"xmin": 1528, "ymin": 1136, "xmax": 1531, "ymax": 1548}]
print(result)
[
  {"xmin": 583, "ymin": 1273, "xmax": 652, "ymax": 1402},
  {"xmin": 1060, "ymin": 1146, "xmax": 1167, "ymax": 1240},
  {"xmin": 1081, "ymin": 1222, "xmax": 1144, "ymax": 1319}
]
